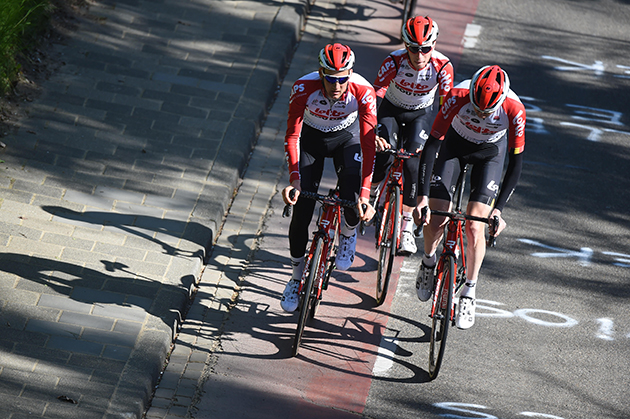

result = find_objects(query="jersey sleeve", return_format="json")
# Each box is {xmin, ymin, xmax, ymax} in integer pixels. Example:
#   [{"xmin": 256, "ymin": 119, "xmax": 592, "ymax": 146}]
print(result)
[
  {"xmin": 373, "ymin": 55, "xmax": 397, "ymax": 99},
  {"xmin": 355, "ymin": 84, "xmax": 378, "ymax": 199},
  {"xmin": 430, "ymin": 87, "xmax": 467, "ymax": 140},
  {"xmin": 284, "ymin": 80, "xmax": 309, "ymax": 184},
  {"xmin": 436, "ymin": 61, "xmax": 454, "ymax": 106},
  {"xmin": 505, "ymin": 96, "xmax": 526, "ymax": 153}
]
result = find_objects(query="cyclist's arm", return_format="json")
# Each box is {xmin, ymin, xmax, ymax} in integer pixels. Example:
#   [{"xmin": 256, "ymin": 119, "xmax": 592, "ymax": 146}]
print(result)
[
  {"xmin": 418, "ymin": 134, "xmax": 441, "ymax": 197},
  {"xmin": 494, "ymin": 95, "xmax": 526, "ymax": 212},
  {"xmin": 284, "ymin": 84, "xmax": 308, "ymax": 184},
  {"xmin": 373, "ymin": 55, "xmax": 397, "ymax": 101},
  {"xmin": 494, "ymin": 149, "xmax": 523, "ymax": 212},
  {"xmin": 436, "ymin": 60, "xmax": 454, "ymax": 107},
  {"xmin": 358, "ymin": 87, "xmax": 378, "ymax": 199}
]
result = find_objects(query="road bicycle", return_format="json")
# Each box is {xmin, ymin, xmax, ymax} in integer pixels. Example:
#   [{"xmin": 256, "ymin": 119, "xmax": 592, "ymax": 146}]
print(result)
[
  {"xmin": 283, "ymin": 188, "xmax": 358, "ymax": 357},
  {"xmin": 372, "ymin": 147, "xmax": 420, "ymax": 306},
  {"xmin": 416, "ymin": 164, "xmax": 498, "ymax": 379}
]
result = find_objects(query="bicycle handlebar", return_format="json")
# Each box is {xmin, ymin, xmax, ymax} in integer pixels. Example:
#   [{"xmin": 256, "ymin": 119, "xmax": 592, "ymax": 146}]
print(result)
[
  {"xmin": 413, "ymin": 207, "xmax": 499, "ymax": 247},
  {"xmin": 282, "ymin": 189, "xmax": 361, "ymax": 218},
  {"xmin": 376, "ymin": 148, "xmax": 421, "ymax": 159}
]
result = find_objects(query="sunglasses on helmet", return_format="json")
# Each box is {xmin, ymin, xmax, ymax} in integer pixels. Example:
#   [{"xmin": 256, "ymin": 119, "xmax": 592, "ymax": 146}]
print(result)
[
  {"xmin": 406, "ymin": 44, "xmax": 433, "ymax": 54},
  {"xmin": 323, "ymin": 74, "xmax": 350, "ymax": 85}
]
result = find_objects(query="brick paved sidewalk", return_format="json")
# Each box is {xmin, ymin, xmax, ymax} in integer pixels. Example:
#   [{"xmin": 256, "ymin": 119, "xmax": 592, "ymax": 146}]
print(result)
[
  {"xmin": 143, "ymin": 0, "xmax": 346, "ymax": 416},
  {"xmin": 0, "ymin": 0, "xmax": 310, "ymax": 417}
]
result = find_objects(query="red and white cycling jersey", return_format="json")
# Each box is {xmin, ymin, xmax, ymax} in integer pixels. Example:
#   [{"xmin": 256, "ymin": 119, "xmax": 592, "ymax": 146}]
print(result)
[
  {"xmin": 373, "ymin": 49, "xmax": 454, "ymax": 110},
  {"xmin": 432, "ymin": 80, "xmax": 526, "ymax": 152},
  {"xmin": 284, "ymin": 71, "xmax": 377, "ymax": 197}
]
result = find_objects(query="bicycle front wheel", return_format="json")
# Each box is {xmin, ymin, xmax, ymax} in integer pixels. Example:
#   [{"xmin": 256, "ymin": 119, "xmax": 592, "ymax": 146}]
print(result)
[
  {"xmin": 292, "ymin": 237, "xmax": 324, "ymax": 357},
  {"xmin": 428, "ymin": 254, "xmax": 455, "ymax": 380},
  {"xmin": 376, "ymin": 186, "xmax": 400, "ymax": 306}
]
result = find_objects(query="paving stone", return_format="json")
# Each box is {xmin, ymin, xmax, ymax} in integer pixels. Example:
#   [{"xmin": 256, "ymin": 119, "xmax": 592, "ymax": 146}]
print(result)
[{"xmin": 0, "ymin": 0, "xmax": 311, "ymax": 416}]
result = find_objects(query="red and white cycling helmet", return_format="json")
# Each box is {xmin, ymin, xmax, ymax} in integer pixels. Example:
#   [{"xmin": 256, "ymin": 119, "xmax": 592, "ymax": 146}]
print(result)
[
  {"xmin": 318, "ymin": 43, "xmax": 355, "ymax": 71},
  {"xmin": 401, "ymin": 16, "xmax": 439, "ymax": 47},
  {"xmin": 469, "ymin": 65, "xmax": 511, "ymax": 114}
]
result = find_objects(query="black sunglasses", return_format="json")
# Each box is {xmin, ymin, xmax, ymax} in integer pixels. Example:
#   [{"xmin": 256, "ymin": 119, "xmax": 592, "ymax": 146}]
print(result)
[
  {"xmin": 406, "ymin": 44, "xmax": 433, "ymax": 54},
  {"xmin": 323, "ymin": 74, "xmax": 350, "ymax": 85}
]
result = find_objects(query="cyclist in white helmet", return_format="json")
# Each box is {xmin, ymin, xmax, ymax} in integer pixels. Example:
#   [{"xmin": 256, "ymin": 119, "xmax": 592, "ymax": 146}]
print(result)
[
  {"xmin": 414, "ymin": 65, "xmax": 526, "ymax": 329},
  {"xmin": 280, "ymin": 43, "xmax": 378, "ymax": 312},
  {"xmin": 371, "ymin": 16, "xmax": 454, "ymax": 255}
]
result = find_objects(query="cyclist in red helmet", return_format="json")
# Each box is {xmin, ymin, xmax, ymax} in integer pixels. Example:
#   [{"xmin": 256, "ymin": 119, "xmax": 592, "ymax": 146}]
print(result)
[
  {"xmin": 414, "ymin": 65, "xmax": 526, "ymax": 329},
  {"xmin": 371, "ymin": 16, "xmax": 454, "ymax": 255},
  {"xmin": 280, "ymin": 43, "xmax": 378, "ymax": 312}
]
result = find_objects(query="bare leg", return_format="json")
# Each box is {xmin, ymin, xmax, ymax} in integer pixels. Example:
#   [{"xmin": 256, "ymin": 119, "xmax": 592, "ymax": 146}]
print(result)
[
  {"xmin": 423, "ymin": 198, "xmax": 451, "ymax": 258},
  {"xmin": 463, "ymin": 201, "xmax": 492, "ymax": 293}
]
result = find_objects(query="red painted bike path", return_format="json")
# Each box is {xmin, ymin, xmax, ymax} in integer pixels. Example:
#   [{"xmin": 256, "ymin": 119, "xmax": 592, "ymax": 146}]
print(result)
[{"xmin": 194, "ymin": 1, "xmax": 479, "ymax": 417}]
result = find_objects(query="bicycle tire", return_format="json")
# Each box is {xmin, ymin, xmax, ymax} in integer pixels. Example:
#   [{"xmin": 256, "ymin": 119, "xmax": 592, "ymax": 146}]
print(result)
[
  {"xmin": 311, "ymin": 249, "xmax": 334, "ymax": 319},
  {"xmin": 428, "ymin": 254, "xmax": 455, "ymax": 380},
  {"xmin": 292, "ymin": 237, "xmax": 324, "ymax": 356},
  {"xmin": 376, "ymin": 185, "xmax": 400, "ymax": 306}
]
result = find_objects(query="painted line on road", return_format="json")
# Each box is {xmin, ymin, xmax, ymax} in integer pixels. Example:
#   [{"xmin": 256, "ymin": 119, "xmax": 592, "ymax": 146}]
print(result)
[{"xmin": 462, "ymin": 24, "xmax": 482, "ymax": 48}]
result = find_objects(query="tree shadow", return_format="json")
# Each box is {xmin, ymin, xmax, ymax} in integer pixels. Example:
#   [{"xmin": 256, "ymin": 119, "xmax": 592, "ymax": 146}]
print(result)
[{"xmin": 41, "ymin": 205, "xmax": 213, "ymax": 262}]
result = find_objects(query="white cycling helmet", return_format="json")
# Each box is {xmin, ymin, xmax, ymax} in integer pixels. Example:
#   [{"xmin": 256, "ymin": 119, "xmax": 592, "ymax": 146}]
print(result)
[
  {"xmin": 469, "ymin": 65, "xmax": 511, "ymax": 114},
  {"xmin": 401, "ymin": 16, "xmax": 439, "ymax": 47}
]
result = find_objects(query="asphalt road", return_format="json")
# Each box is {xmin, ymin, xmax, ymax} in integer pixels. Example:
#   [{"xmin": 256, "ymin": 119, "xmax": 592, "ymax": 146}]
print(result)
[
  {"xmin": 364, "ymin": 1, "xmax": 630, "ymax": 418},
  {"xmin": 195, "ymin": 0, "xmax": 630, "ymax": 418}
]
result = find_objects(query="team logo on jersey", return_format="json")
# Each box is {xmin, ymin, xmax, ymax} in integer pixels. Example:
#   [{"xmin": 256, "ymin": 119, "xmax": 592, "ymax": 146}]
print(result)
[
  {"xmin": 291, "ymin": 83, "xmax": 305, "ymax": 96},
  {"xmin": 320, "ymin": 100, "xmax": 327, "ymax": 105},
  {"xmin": 512, "ymin": 109, "xmax": 526, "ymax": 138},
  {"xmin": 441, "ymin": 96, "xmax": 457, "ymax": 115},
  {"xmin": 354, "ymin": 153, "xmax": 362, "ymax": 162},
  {"xmin": 377, "ymin": 60, "xmax": 396, "ymax": 81}
]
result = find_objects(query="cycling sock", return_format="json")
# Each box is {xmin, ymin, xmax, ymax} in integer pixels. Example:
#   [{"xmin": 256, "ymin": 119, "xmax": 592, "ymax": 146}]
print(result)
[
  {"xmin": 341, "ymin": 222, "xmax": 357, "ymax": 237},
  {"xmin": 422, "ymin": 252, "xmax": 436, "ymax": 267},
  {"xmin": 460, "ymin": 281, "xmax": 477, "ymax": 299},
  {"xmin": 402, "ymin": 211, "xmax": 414, "ymax": 232},
  {"xmin": 290, "ymin": 256, "xmax": 305, "ymax": 281}
]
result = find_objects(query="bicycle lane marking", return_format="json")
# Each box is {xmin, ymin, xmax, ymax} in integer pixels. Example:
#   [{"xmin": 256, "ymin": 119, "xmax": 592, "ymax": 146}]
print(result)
[
  {"xmin": 295, "ymin": 0, "xmax": 482, "ymax": 406},
  {"xmin": 417, "ymin": 0, "xmax": 482, "ymax": 72},
  {"xmin": 353, "ymin": 0, "xmax": 482, "ymax": 381},
  {"xmin": 194, "ymin": 1, "xmax": 483, "ymax": 417}
]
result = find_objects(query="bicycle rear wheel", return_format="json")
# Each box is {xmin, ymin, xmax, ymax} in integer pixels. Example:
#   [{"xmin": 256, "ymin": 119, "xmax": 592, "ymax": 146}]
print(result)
[
  {"xmin": 428, "ymin": 254, "xmax": 455, "ymax": 379},
  {"xmin": 292, "ymin": 237, "xmax": 324, "ymax": 356},
  {"xmin": 376, "ymin": 186, "xmax": 400, "ymax": 306}
]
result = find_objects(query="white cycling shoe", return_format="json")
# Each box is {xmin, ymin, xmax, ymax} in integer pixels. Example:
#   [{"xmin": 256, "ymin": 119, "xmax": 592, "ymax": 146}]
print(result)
[
  {"xmin": 456, "ymin": 297, "xmax": 476, "ymax": 329},
  {"xmin": 399, "ymin": 230, "xmax": 417, "ymax": 255},
  {"xmin": 280, "ymin": 279, "xmax": 300, "ymax": 312},
  {"xmin": 336, "ymin": 231, "xmax": 357, "ymax": 271}
]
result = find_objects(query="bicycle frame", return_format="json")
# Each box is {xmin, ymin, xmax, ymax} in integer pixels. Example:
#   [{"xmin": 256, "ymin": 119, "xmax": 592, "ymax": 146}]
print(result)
[
  {"xmin": 375, "ymin": 149, "xmax": 420, "ymax": 247},
  {"xmin": 375, "ymin": 152, "xmax": 404, "ymax": 248},
  {"xmin": 284, "ymin": 189, "xmax": 357, "ymax": 356},
  {"xmin": 430, "ymin": 211, "xmax": 467, "ymax": 321},
  {"xmin": 425, "ymin": 164, "xmax": 498, "ymax": 378},
  {"xmin": 298, "ymin": 191, "xmax": 344, "ymax": 301}
]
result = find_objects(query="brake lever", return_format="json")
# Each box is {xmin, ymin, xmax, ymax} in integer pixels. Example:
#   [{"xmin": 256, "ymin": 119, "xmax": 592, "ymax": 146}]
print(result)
[
  {"xmin": 414, "ymin": 206, "xmax": 428, "ymax": 237},
  {"xmin": 282, "ymin": 189, "xmax": 297, "ymax": 218},
  {"xmin": 487, "ymin": 215, "xmax": 499, "ymax": 247}
]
